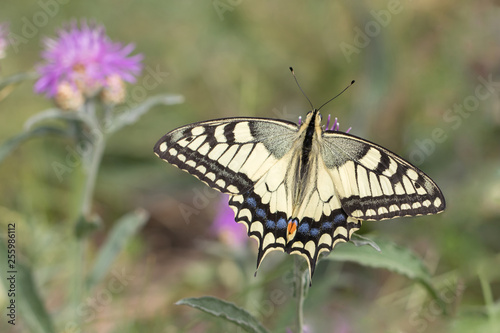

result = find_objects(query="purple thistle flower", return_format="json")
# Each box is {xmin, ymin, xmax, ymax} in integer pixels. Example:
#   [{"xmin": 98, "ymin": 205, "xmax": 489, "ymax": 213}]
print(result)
[
  {"xmin": 211, "ymin": 194, "xmax": 248, "ymax": 249},
  {"xmin": 325, "ymin": 114, "xmax": 352, "ymax": 133},
  {"xmin": 0, "ymin": 22, "xmax": 9, "ymax": 59},
  {"xmin": 325, "ymin": 114, "xmax": 332, "ymax": 129},
  {"xmin": 299, "ymin": 114, "xmax": 352, "ymax": 133},
  {"xmin": 34, "ymin": 20, "xmax": 143, "ymax": 98}
]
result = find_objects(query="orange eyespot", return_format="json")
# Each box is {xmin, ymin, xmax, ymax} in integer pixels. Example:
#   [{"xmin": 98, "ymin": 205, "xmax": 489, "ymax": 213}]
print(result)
[{"xmin": 287, "ymin": 220, "xmax": 297, "ymax": 235}]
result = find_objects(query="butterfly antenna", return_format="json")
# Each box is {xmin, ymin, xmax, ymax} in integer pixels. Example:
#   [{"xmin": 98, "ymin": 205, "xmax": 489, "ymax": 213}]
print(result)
[
  {"xmin": 290, "ymin": 67, "xmax": 314, "ymax": 110},
  {"xmin": 317, "ymin": 80, "xmax": 355, "ymax": 111}
]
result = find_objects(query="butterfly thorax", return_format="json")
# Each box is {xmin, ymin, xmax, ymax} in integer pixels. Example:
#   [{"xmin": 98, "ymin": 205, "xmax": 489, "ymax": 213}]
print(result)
[{"xmin": 300, "ymin": 110, "xmax": 318, "ymax": 175}]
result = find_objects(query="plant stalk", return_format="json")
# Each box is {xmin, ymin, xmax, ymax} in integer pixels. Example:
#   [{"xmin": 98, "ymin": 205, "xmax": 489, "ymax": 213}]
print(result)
[
  {"xmin": 71, "ymin": 99, "xmax": 107, "ymax": 326},
  {"xmin": 80, "ymin": 100, "xmax": 106, "ymax": 218}
]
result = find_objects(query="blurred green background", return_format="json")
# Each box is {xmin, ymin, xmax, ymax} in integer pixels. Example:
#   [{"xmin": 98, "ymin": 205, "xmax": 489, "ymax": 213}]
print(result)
[{"xmin": 1, "ymin": 1, "xmax": 500, "ymax": 332}]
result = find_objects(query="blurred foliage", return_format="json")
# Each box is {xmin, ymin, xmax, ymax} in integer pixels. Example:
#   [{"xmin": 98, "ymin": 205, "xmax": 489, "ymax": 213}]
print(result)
[{"xmin": 1, "ymin": 1, "xmax": 500, "ymax": 332}]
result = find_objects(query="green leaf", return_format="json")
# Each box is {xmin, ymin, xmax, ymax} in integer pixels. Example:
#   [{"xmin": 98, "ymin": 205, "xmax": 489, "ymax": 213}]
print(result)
[
  {"xmin": 326, "ymin": 235, "xmax": 447, "ymax": 312},
  {"xmin": 176, "ymin": 296, "xmax": 269, "ymax": 333},
  {"xmin": 0, "ymin": 126, "xmax": 69, "ymax": 164},
  {"xmin": 86, "ymin": 209, "xmax": 149, "ymax": 288},
  {"xmin": 24, "ymin": 108, "xmax": 90, "ymax": 131},
  {"xmin": 106, "ymin": 94, "xmax": 184, "ymax": 134},
  {"xmin": 328, "ymin": 236, "xmax": 430, "ymax": 281},
  {"xmin": 0, "ymin": 236, "xmax": 55, "ymax": 333},
  {"xmin": 0, "ymin": 71, "xmax": 38, "ymax": 91}
]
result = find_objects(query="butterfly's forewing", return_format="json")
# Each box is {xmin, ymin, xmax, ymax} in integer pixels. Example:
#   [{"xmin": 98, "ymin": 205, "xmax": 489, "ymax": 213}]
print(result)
[
  {"xmin": 154, "ymin": 117, "xmax": 298, "ymax": 195},
  {"xmin": 321, "ymin": 131, "xmax": 446, "ymax": 221}
]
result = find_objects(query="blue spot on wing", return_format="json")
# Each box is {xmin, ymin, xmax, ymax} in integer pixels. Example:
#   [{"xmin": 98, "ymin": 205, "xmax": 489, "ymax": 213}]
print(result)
[
  {"xmin": 298, "ymin": 223, "xmax": 310, "ymax": 234},
  {"xmin": 266, "ymin": 220, "xmax": 276, "ymax": 229},
  {"xmin": 333, "ymin": 213, "xmax": 346, "ymax": 224},
  {"xmin": 246, "ymin": 197, "xmax": 257, "ymax": 208},
  {"xmin": 277, "ymin": 218, "xmax": 287, "ymax": 229},
  {"xmin": 256, "ymin": 208, "xmax": 266, "ymax": 218},
  {"xmin": 310, "ymin": 228, "xmax": 320, "ymax": 237},
  {"xmin": 321, "ymin": 222, "xmax": 333, "ymax": 230}
]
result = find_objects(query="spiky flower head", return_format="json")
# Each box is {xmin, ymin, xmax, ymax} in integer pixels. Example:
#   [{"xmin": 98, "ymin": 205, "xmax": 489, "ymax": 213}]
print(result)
[
  {"xmin": 324, "ymin": 114, "xmax": 351, "ymax": 133},
  {"xmin": 34, "ymin": 20, "xmax": 143, "ymax": 109}
]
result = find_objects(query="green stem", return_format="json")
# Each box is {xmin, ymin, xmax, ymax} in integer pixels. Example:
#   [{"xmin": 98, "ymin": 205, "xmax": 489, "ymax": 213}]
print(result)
[
  {"xmin": 71, "ymin": 99, "xmax": 107, "ymax": 326},
  {"xmin": 294, "ymin": 256, "xmax": 306, "ymax": 333},
  {"xmin": 478, "ymin": 269, "xmax": 494, "ymax": 321},
  {"xmin": 0, "ymin": 71, "xmax": 38, "ymax": 90},
  {"xmin": 80, "ymin": 100, "xmax": 106, "ymax": 218}
]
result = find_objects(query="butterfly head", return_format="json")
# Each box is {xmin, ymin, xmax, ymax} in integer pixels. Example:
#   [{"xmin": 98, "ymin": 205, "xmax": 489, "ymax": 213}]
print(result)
[
  {"xmin": 315, "ymin": 109, "xmax": 322, "ymax": 123},
  {"xmin": 302, "ymin": 109, "xmax": 322, "ymax": 125}
]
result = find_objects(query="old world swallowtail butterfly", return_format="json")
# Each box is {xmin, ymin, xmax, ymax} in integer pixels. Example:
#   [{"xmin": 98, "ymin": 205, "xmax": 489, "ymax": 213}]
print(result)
[{"xmin": 154, "ymin": 74, "xmax": 445, "ymax": 279}]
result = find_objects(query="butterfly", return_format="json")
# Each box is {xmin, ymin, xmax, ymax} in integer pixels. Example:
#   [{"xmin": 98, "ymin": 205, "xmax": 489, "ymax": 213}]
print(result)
[{"xmin": 154, "ymin": 72, "xmax": 445, "ymax": 280}]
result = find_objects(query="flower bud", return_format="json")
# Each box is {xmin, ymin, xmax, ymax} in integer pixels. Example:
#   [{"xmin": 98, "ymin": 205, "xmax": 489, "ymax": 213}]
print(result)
[
  {"xmin": 72, "ymin": 63, "xmax": 102, "ymax": 97},
  {"xmin": 55, "ymin": 81, "xmax": 84, "ymax": 111},
  {"xmin": 100, "ymin": 74, "xmax": 126, "ymax": 105}
]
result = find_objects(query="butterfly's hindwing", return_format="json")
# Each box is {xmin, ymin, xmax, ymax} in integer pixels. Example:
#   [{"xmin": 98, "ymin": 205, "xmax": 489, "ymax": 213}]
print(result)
[
  {"xmin": 229, "ymin": 191, "xmax": 362, "ymax": 276},
  {"xmin": 228, "ymin": 147, "xmax": 362, "ymax": 276},
  {"xmin": 287, "ymin": 212, "xmax": 361, "ymax": 276},
  {"xmin": 321, "ymin": 132, "xmax": 446, "ymax": 221},
  {"xmin": 228, "ymin": 193, "xmax": 288, "ymax": 265}
]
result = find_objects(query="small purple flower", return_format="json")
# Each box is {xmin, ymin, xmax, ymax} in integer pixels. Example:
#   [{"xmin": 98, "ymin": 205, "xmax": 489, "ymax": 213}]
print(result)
[
  {"xmin": 0, "ymin": 22, "xmax": 9, "ymax": 59},
  {"xmin": 34, "ymin": 20, "xmax": 143, "ymax": 99},
  {"xmin": 298, "ymin": 114, "xmax": 352, "ymax": 133},
  {"xmin": 211, "ymin": 194, "xmax": 248, "ymax": 249},
  {"xmin": 324, "ymin": 114, "xmax": 351, "ymax": 133}
]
